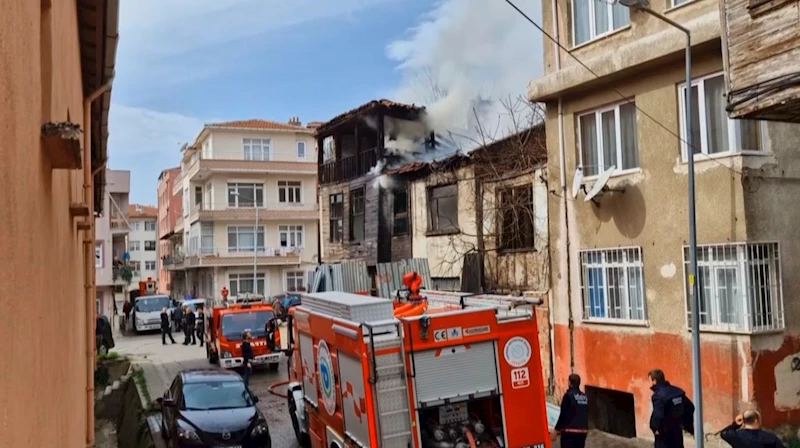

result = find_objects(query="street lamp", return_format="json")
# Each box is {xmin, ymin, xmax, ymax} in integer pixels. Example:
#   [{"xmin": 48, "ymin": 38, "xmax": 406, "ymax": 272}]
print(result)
[
  {"xmin": 232, "ymin": 192, "xmax": 260, "ymax": 296},
  {"xmin": 617, "ymin": 0, "xmax": 703, "ymax": 444}
]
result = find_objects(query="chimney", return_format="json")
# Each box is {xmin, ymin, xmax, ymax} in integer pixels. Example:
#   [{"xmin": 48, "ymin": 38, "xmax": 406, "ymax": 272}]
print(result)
[{"xmin": 288, "ymin": 116, "xmax": 301, "ymax": 126}]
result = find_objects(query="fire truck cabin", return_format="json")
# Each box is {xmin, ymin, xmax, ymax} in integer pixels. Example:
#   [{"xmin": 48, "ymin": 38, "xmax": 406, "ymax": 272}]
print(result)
[{"xmin": 287, "ymin": 290, "xmax": 551, "ymax": 448}]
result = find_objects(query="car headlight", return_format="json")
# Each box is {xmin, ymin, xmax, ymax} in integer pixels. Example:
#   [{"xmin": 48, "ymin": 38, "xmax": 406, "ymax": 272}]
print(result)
[
  {"xmin": 221, "ymin": 351, "xmax": 232, "ymax": 359},
  {"xmin": 177, "ymin": 425, "xmax": 201, "ymax": 441},
  {"xmin": 251, "ymin": 421, "xmax": 269, "ymax": 437}
]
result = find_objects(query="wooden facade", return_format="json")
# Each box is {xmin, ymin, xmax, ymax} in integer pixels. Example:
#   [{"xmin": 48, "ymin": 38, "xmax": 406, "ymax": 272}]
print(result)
[{"xmin": 720, "ymin": 0, "xmax": 800, "ymax": 121}]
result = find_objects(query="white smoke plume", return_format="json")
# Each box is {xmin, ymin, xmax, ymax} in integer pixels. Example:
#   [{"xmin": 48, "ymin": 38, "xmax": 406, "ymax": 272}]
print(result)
[{"xmin": 387, "ymin": 0, "xmax": 544, "ymax": 150}]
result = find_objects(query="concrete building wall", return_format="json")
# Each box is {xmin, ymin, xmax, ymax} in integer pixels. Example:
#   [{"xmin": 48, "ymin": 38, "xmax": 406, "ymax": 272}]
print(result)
[
  {"xmin": 129, "ymin": 216, "xmax": 158, "ymax": 283},
  {"xmin": 157, "ymin": 167, "xmax": 180, "ymax": 293},
  {"xmin": 201, "ymin": 128, "xmax": 316, "ymax": 162},
  {"xmin": 0, "ymin": 1, "xmax": 91, "ymax": 446},
  {"xmin": 535, "ymin": 0, "xmax": 800, "ymax": 431}
]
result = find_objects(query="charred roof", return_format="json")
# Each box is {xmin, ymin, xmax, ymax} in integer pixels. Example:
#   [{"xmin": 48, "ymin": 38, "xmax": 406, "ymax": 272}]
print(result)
[{"xmin": 315, "ymin": 99, "xmax": 425, "ymax": 137}]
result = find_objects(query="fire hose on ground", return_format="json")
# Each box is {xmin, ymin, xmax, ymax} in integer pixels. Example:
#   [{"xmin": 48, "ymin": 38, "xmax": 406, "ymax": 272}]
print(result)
[{"xmin": 267, "ymin": 380, "xmax": 290, "ymax": 398}]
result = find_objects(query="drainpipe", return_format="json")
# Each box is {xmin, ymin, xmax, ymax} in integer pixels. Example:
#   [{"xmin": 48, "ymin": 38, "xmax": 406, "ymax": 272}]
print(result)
[
  {"xmin": 551, "ymin": 0, "xmax": 576, "ymax": 377},
  {"xmin": 82, "ymin": 78, "xmax": 113, "ymax": 448}
]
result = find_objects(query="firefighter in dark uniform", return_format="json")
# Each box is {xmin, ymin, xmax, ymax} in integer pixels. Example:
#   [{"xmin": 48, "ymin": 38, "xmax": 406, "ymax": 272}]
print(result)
[
  {"xmin": 720, "ymin": 410, "xmax": 785, "ymax": 448},
  {"xmin": 196, "ymin": 307, "xmax": 205, "ymax": 347},
  {"xmin": 553, "ymin": 373, "xmax": 589, "ymax": 448},
  {"xmin": 649, "ymin": 368, "xmax": 695, "ymax": 448}
]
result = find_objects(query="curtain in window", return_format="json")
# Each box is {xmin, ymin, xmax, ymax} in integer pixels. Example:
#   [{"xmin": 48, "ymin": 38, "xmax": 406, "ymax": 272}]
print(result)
[
  {"xmin": 611, "ymin": 3, "xmax": 629, "ymax": 28},
  {"xmin": 594, "ymin": 0, "xmax": 609, "ymax": 36},
  {"xmin": 627, "ymin": 267, "xmax": 644, "ymax": 320},
  {"xmin": 601, "ymin": 110, "xmax": 617, "ymax": 171},
  {"xmin": 739, "ymin": 120, "xmax": 761, "ymax": 151},
  {"xmin": 587, "ymin": 267, "xmax": 605, "ymax": 317},
  {"xmin": 704, "ymin": 76, "xmax": 729, "ymax": 154},
  {"xmin": 574, "ymin": 0, "xmax": 591, "ymax": 45},
  {"xmin": 715, "ymin": 267, "xmax": 739, "ymax": 325},
  {"xmin": 620, "ymin": 103, "xmax": 638, "ymax": 170},
  {"xmin": 580, "ymin": 114, "xmax": 599, "ymax": 176}
]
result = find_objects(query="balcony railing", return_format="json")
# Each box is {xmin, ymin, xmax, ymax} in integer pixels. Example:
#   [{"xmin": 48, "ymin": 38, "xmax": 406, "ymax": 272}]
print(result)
[
  {"xmin": 186, "ymin": 246, "xmax": 300, "ymax": 258},
  {"xmin": 161, "ymin": 253, "xmax": 185, "ymax": 266},
  {"xmin": 320, "ymin": 147, "xmax": 378, "ymax": 184}
]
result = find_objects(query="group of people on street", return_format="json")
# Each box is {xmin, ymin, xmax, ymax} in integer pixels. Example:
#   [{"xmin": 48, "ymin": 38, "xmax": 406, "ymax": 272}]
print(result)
[
  {"xmin": 553, "ymin": 368, "xmax": 784, "ymax": 448},
  {"xmin": 159, "ymin": 304, "xmax": 206, "ymax": 347}
]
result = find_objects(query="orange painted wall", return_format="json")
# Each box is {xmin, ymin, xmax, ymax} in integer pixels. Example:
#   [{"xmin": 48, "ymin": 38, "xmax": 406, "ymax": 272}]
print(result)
[
  {"xmin": 752, "ymin": 335, "xmax": 800, "ymax": 427},
  {"xmin": 553, "ymin": 324, "xmax": 753, "ymax": 435}
]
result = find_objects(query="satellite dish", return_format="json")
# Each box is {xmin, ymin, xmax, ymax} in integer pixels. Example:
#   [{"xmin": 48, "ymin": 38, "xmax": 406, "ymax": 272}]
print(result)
[
  {"xmin": 571, "ymin": 166, "xmax": 584, "ymax": 199},
  {"xmin": 585, "ymin": 166, "xmax": 617, "ymax": 202}
]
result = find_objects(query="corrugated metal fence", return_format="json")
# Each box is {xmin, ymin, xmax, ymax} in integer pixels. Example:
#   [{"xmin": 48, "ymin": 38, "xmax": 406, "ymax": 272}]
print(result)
[
  {"xmin": 309, "ymin": 260, "xmax": 371, "ymax": 294},
  {"xmin": 376, "ymin": 258, "xmax": 432, "ymax": 299}
]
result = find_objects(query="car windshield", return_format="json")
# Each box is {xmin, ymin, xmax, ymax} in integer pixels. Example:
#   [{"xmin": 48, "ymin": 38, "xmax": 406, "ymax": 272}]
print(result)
[
  {"xmin": 135, "ymin": 296, "xmax": 170, "ymax": 313},
  {"xmin": 182, "ymin": 380, "xmax": 253, "ymax": 411},
  {"xmin": 221, "ymin": 310, "xmax": 274, "ymax": 339},
  {"xmin": 183, "ymin": 302, "xmax": 200, "ymax": 312}
]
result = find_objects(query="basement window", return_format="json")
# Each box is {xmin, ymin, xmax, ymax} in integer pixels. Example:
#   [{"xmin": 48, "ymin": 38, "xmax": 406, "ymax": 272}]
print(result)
[
  {"xmin": 427, "ymin": 183, "xmax": 459, "ymax": 233},
  {"xmin": 683, "ymin": 242, "xmax": 784, "ymax": 333},
  {"xmin": 579, "ymin": 247, "xmax": 646, "ymax": 323},
  {"xmin": 498, "ymin": 185, "xmax": 534, "ymax": 251}
]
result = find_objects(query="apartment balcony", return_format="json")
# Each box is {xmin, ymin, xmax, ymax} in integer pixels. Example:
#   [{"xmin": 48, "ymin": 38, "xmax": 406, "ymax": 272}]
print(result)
[
  {"xmin": 320, "ymin": 147, "xmax": 377, "ymax": 185},
  {"xmin": 180, "ymin": 246, "xmax": 301, "ymax": 269},
  {"xmin": 162, "ymin": 252, "xmax": 186, "ymax": 271},
  {"xmin": 185, "ymin": 155, "xmax": 316, "ymax": 183},
  {"xmin": 175, "ymin": 214, "xmax": 184, "ymax": 232},
  {"xmin": 110, "ymin": 213, "xmax": 129, "ymax": 234},
  {"xmin": 187, "ymin": 203, "xmax": 318, "ymax": 224}
]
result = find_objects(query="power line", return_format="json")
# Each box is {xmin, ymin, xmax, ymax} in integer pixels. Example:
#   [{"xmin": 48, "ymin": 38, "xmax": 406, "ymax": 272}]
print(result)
[{"xmin": 503, "ymin": 0, "xmax": 744, "ymax": 176}]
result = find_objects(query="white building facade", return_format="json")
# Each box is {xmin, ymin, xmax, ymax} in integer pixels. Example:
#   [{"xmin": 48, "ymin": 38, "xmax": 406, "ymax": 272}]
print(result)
[
  {"xmin": 95, "ymin": 169, "xmax": 130, "ymax": 319},
  {"xmin": 127, "ymin": 204, "xmax": 159, "ymax": 290},
  {"xmin": 164, "ymin": 118, "xmax": 320, "ymax": 300}
]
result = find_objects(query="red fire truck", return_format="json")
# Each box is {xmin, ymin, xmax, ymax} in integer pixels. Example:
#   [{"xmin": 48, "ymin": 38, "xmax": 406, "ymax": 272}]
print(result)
[
  {"xmin": 205, "ymin": 296, "xmax": 283, "ymax": 370},
  {"xmin": 284, "ymin": 288, "xmax": 551, "ymax": 448}
]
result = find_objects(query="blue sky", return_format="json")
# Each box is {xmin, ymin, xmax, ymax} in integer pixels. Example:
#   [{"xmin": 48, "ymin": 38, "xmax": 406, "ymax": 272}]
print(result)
[{"xmin": 108, "ymin": 0, "xmax": 543, "ymax": 204}]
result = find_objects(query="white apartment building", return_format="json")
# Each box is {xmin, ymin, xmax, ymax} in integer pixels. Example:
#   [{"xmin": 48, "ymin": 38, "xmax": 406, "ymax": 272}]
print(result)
[
  {"xmin": 165, "ymin": 117, "xmax": 320, "ymax": 300},
  {"xmin": 127, "ymin": 204, "xmax": 159, "ymax": 290},
  {"xmin": 95, "ymin": 169, "xmax": 130, "ymax": 318}
]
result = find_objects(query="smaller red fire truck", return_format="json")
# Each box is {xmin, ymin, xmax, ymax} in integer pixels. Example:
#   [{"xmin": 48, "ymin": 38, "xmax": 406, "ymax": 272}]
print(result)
[
  {"xmin": 204, "ymin": 295, "xmax": 283, "ymax": 370},
  {"xmin": 284, "ymin": 279, "xmax": 551, "ymax": 448}
]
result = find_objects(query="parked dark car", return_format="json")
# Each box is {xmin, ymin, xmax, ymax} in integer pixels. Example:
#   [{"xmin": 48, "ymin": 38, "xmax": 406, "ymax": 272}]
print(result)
[{"xmin": 159, "ymin": 369, "xmax": 271, "ymax": 448}]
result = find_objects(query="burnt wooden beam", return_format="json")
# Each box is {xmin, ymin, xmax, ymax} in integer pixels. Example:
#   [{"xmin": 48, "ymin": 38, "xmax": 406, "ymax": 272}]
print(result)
[{"xmin": 354, "ymin": 122, "xmax": 361, "ymax": 153}]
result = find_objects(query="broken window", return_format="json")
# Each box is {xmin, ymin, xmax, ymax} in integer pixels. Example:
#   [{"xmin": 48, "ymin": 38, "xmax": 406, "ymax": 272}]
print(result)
[
  {"xmin": 329, "ymin": 193, "xmax": 343, "ymax": 243},
  {"xmin": 498, "ymin": 185, "xmax": 534, "ymax": 251},
  {"xmin": 427, "ymin": 184, "xmax": 458, "ymax": 232},
  {"xmin": 349, "ymin": 187, "xmax": 365, "ymax": 242},
  {"xmin": 322, "ymin": 137, "xmax": 335, "ymax": 162},
  {"xmin": 393, "ymin": 187, "xmax": 409, "ymax": 236}
]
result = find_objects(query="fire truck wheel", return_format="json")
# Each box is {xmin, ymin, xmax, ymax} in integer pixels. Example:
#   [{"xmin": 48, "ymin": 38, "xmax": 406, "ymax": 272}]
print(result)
[{"xmin": 268, "ymin": 362, "xmax": 279, "ymax": 371}]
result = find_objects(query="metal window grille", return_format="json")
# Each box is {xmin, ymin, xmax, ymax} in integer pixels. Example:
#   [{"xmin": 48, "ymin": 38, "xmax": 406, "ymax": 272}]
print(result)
[
  {"xmin": 579, "ymin": 247, "xmax": 646, "ymax": 322},
  {"xmin": 682, "ymin": 242, "xmax": 784, "ymax": 333}
]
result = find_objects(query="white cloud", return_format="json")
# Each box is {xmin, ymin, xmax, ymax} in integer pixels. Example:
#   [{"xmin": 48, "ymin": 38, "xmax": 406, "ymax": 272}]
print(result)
[
  {"xmin": 386, "ymin": 0, "xmax": 544, "ymax": 146},
  {"xmin": 108, "ymin": 104, "xmax": 206, "ymax": 158}
]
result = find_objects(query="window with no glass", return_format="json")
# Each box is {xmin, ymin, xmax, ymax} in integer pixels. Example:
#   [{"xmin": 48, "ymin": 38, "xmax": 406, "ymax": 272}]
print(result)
[
  {"xmin": 577, "ymin": 101, "xmax": 639, "ymax": 178},
  {"xmin": 427, "ymin": 184, "xmax": 459, "ymax": 232},
  {"xmin": 279, "ymin": 225, "xmax": 303, "ymax": 248},
  {"xmin": 243, "ymin": 138, "xmax": 271, "ymax": 161},
  {"xmin": 393, "ymin": 187, "xmax": 409, "ymax": 236},
  {"xmin": 227, "ymin": 183, "xmax": 264, "ymax": 207},
  {"xmin": 329, "ymin": 193, "xmax": 343, "ymax": 243},
  {"xmin": 278, "ymin": 181, "xmax": 302, "ymax": 204},
  {"xmin": 678, "ymin": 73, "xmax": 765, "ymax": 161},
  {"xmin": 572, "ymin": 0, "xmax": 630, "ymax": 47},
  {"xmin": 227, "ymin": 226, "xmax": 265, "ymax": 252},
  {"xmin": 349, "ymin": 187, "xmax": 365, "ymax": 242},
  {"xmin": 498, "ymin": 185, "xmax": 535, "ymax": 251},
  {"xmin": 580, "ymin": 247, "xmax": 646, "ymax": 322},
  {"xmin": 683, "ymin": 243, "xmax": 784, "ymax": 333}
]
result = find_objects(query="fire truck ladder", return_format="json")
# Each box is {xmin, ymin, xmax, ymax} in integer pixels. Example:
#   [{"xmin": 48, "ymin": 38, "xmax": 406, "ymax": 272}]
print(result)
[{"xmin": 364, "ymin": 320, "xmax": 413, "ymax": 448}]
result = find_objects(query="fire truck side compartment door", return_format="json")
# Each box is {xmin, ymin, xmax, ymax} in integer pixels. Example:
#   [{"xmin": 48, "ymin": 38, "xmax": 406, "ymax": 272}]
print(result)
[
  {"xmin": 337, "ymin": 352, "xmax": 371, "ymax": 447},
  {"xmin": 413, "ymin": 341, "xmax": 499, "ymax": 405},
  {"xmin": 299, "ymin": 332, "xmax": 318, "ymax": 407}
]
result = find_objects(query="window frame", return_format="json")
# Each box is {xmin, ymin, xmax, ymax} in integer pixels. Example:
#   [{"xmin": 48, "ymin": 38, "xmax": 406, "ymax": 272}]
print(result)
[
  {"xmin": 145, "ymin": 260, "xmax": 157, "ymax": 271},
  {"xmin": 393, "ymin": 187, "xmax": 410, "ymax": 237},
  {"xmin": 227, "ymin": 225, "xmax": 266, "ymax": 253},
  {"xmin": 426, "ymin": 183, "xmax": 460, "ymax": 233},
  {"xmin": 678, "ymin": 72, "xmax": 768, "ymax": 161},
  {"xmin": 129, "ymin": 241, "xmax": 141, "ymax": 251},
  {"xmin": 242, "ymin": 138, "xmax": 271, "ymax": 161},
  {"xmin": 227, "ymin": 183, "xmax": 265, "ymax": 208},
  {"xmin": 144, "ymin": 241, "xmax": 157, "ymax": 251},
  {"xmin": 322, "ymin": 137, "xmax": 335, "ymax": 162},
  {"xmin": 144, "ymin": 220, "xmax": 156, "ymax": 232},
  {"xmin": 95, "ymin": 241, "xmax": 103, "ymax": 268},
  {"xmin": 681, "ymin": 242, "xmax": 784, "ymax": 334},
  {"xmin": 571, "ymin": 0, "xmax": 630, "ymax": 47},
  {"xmin": 576, "ymin": 100, "xmax": 640, "ymax": 179},
  {"xmin": 229, "ymin": 272, "xmax": 266, "ymax": 296},
  {"xmin": 285, "ymin": 270, "xmax": 307, "ymax": 292},
  {"xmin": 278, "ymin": 225, "xmax": 304, "ymax": 248},
  {"xmin": 278, "ymin": 180, "xmax": 303, "ymax": 204},
  {"xmin": 579, "ymin": 246, "xmax": 648, "ymax": 324},
  {"xmin": 497, "ymin": 184, "xmax": 535, "ymax": 252},
  {"xmin": 329, "ymin": 193, "xmax": 344, "ymax": 243},
  {"xmin": 296, "ymin": 141, "xmax": 307, "ymax": 160},
  {"xmin": 349, "ymin": 187, "xmax": 366, "ymax": 242}
]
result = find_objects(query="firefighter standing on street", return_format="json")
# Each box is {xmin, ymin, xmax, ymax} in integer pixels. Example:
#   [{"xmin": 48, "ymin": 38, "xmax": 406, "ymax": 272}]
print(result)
[
  {"xmin": 241, "ymin": 330, "xmax": 254, "ymax": 388},
  {"xmin": 196, "ymin": 306, "xmax": 205, "ymax": 347},
  {"xmin": 649, "ymin": 368, "xmax": 695, "ymax": 448},
  {"xmin": 160, "ymin": 307, "xmax": 176, "ymax": 345},
  {"xmin": 553, "ymin": 373, "xmax": 589, "ymax": 448},
  {"xmin": 720, "ymin": 410, "xmax": 785, "ymax": 448},
  {"xmin": 183, "ymin": 305, "xmax": 196, "ymax": 345}
]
